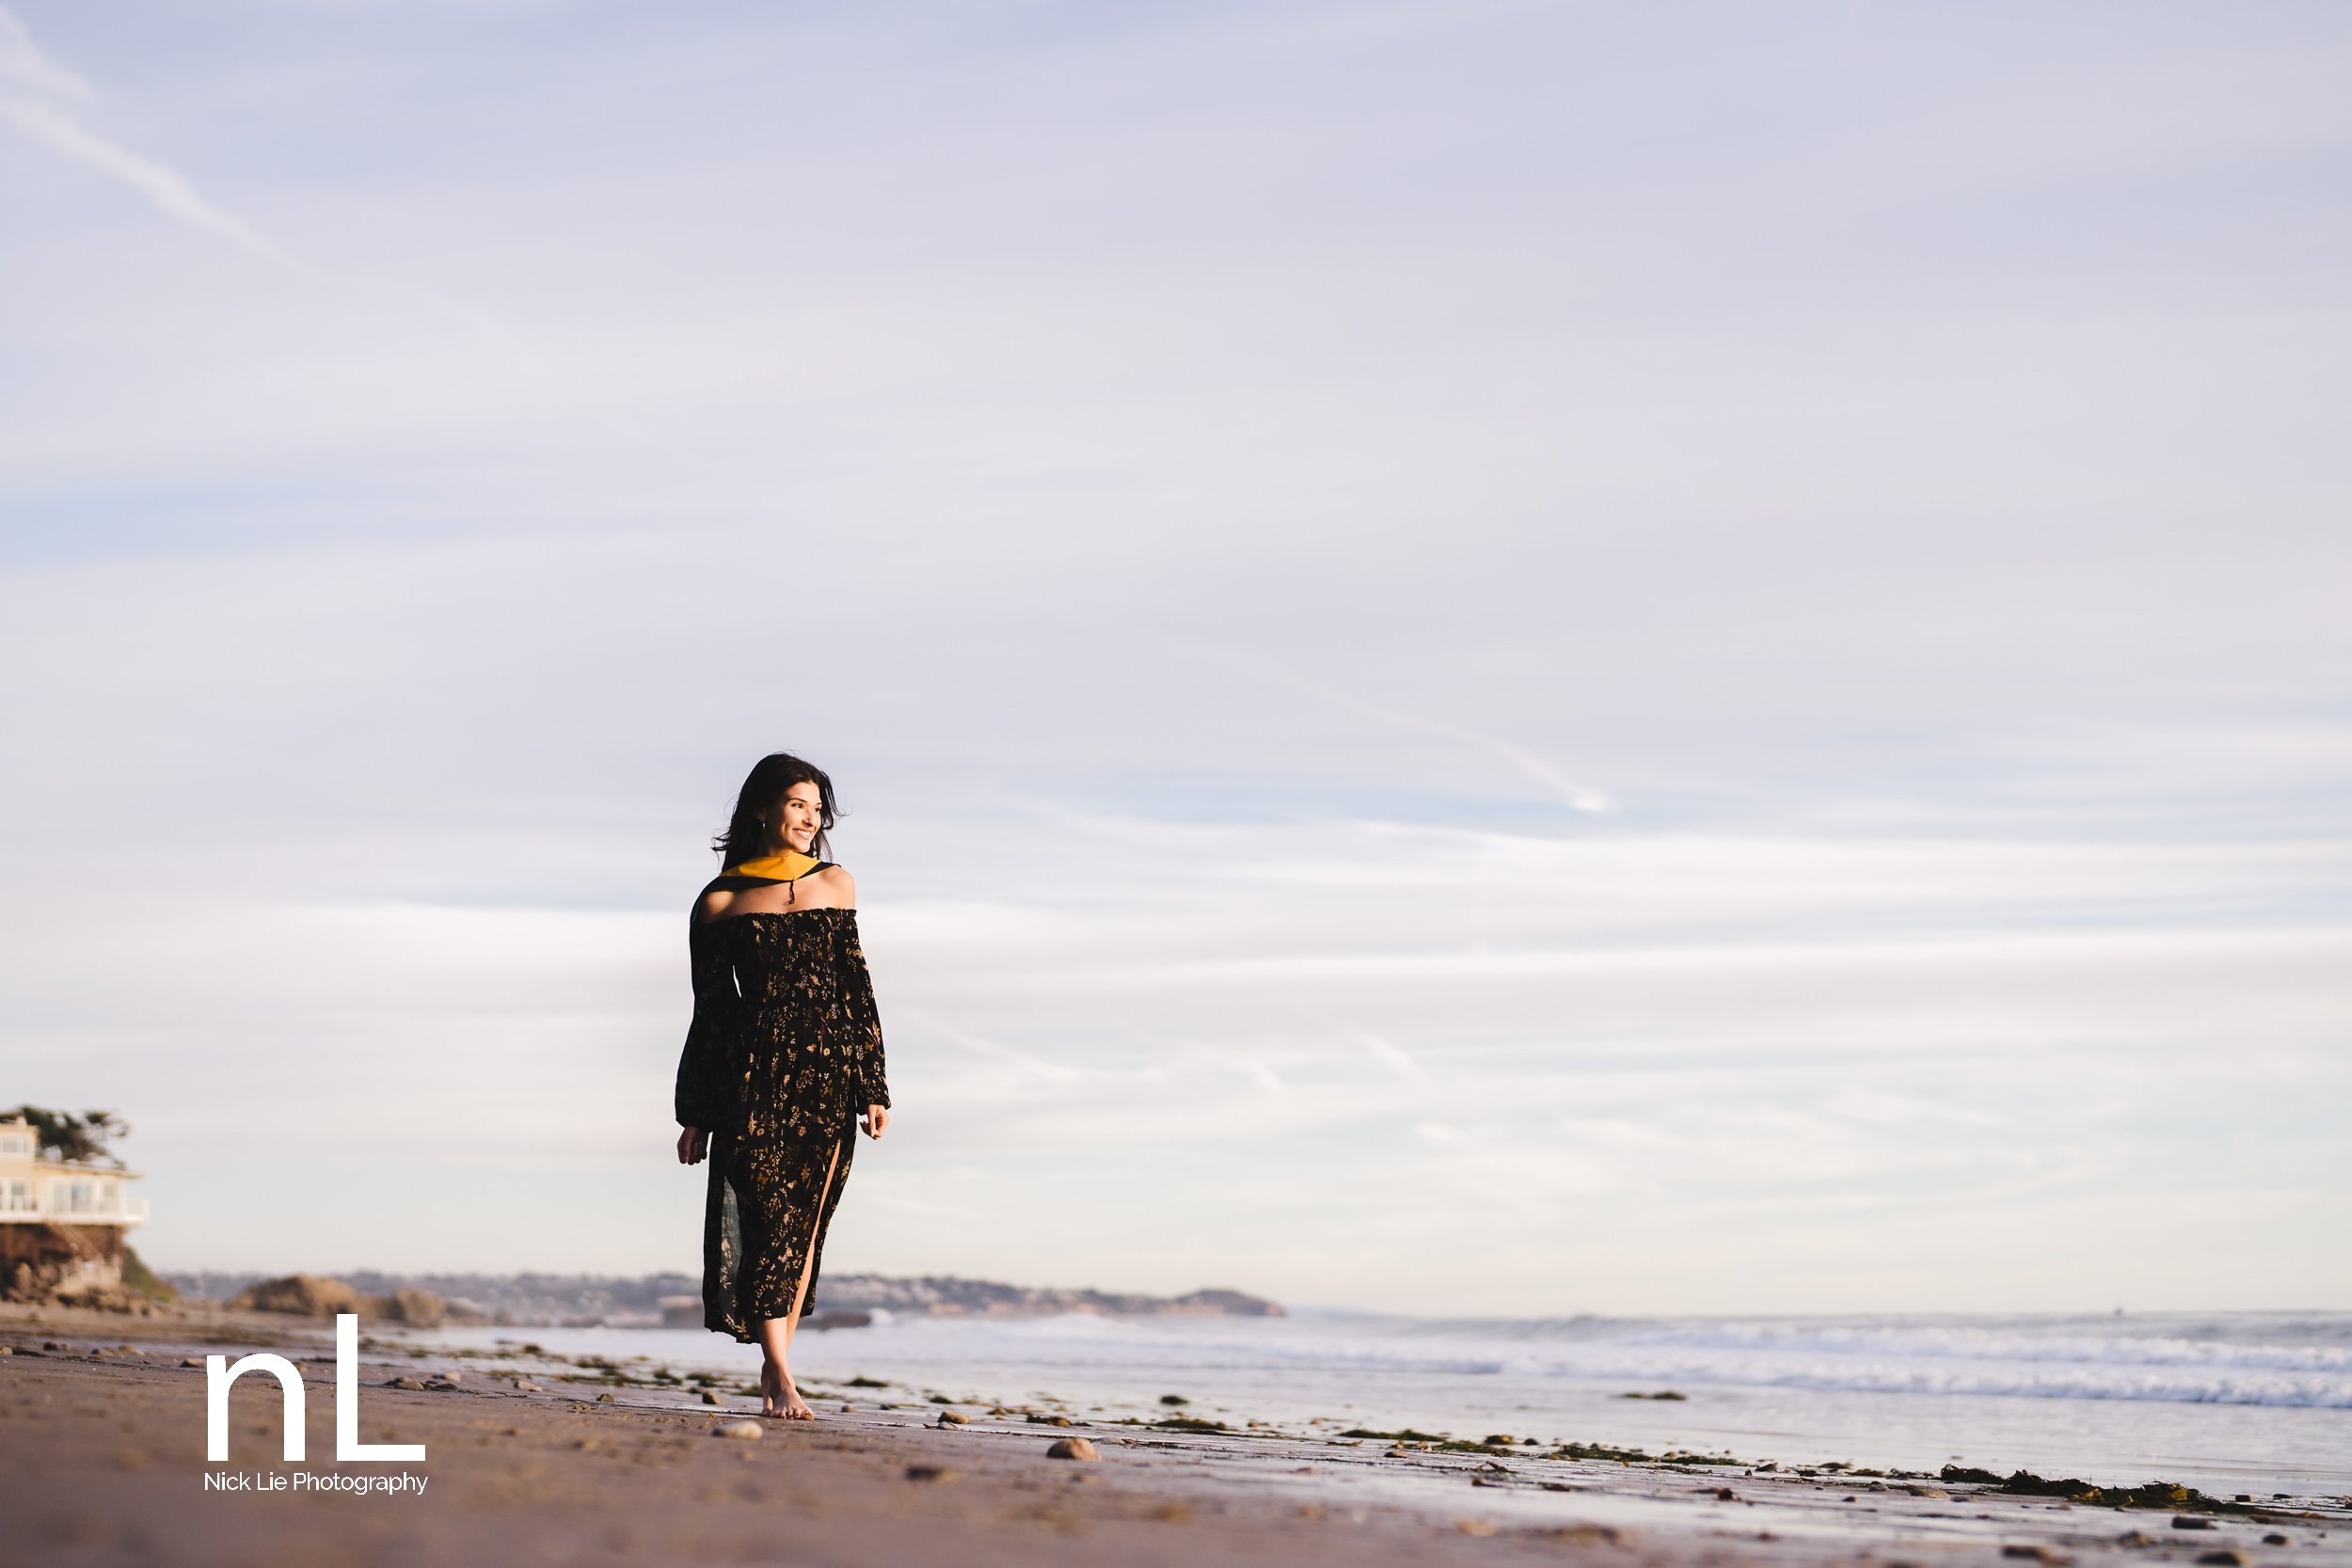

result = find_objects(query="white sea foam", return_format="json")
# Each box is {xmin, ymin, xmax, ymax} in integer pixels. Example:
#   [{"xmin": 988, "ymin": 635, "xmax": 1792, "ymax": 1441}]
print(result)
[{"xmin": 804, "ymin": 1309, "xmax": 2352, "ymax": 1409}]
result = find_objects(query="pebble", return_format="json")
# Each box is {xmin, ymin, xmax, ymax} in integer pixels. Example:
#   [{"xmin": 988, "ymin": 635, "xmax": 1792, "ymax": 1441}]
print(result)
[
  {"xmin": 2171, "ymin": 1517, "xmax": 2214, "ymax": 1530},
  {"xmin": 181, "ymin": 1356, "xmax": 205, "ymax": 1369},
  {"xmin": 937, "ymin": 1411, "xmax": 969, "ymax": 1427},
  {"xmin": 1905, "ymin": 1485, "xmax": 1950, "ymax": 1498},
  {"xmin": 906, "ymin": 1465, "xmax": 961, "ymax": 1483},
  {"xmin": 386, "ymin": 1377, "xmax": 425, "ymax": 1390},
  {"xmin": 596, "ymin": 1392, "xmax": 615, "ymax": 1403},
  {"xmin": 714, "ymin": 1421, "xmax": 764, "ymax": 1441},
  {"xmin": 514, "ymin": 1380, "xmax": 544, "ymax": 1393},
  {"xmin": 1545, "ymin": 1524, "xmax": 1620, "ymax": 1545},
  {"xmin": 2001, "ymin": 1548, "xmax": 2066, "ymax": 1563},
  {"xmin": 699, "ymin": 1390, "xmax": 722, "ymax": 1405},
  {"xmin": 1046, "ymin": 1437, "xmax": 1100, "ymax": 1462},
  {"xmin": 2195, "ymin": 1554, "xmax": 2246, "ymax": 1567},
  {"xmin": 2264, "ymin": 1535, "xmax": 2291, "ymax": 1546}
]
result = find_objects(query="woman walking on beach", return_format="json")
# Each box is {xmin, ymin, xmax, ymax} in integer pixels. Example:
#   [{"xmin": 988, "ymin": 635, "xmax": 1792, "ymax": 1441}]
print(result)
[{"xmin": 675, "ymin": 752, "xmax": 893, "ymax": 1420}]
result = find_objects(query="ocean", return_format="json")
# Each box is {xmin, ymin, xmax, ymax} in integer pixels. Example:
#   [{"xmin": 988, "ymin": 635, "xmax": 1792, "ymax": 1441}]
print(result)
[{"xmin": 418, "ymin": 1308, "xmax": 2352, "ymax": 1498}]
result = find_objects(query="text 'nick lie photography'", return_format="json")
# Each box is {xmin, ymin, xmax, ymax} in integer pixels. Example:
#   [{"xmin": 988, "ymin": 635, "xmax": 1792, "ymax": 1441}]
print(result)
[{"xmin": 202, "ymin": 1312, "xmax": 426, "ymax": 1496}]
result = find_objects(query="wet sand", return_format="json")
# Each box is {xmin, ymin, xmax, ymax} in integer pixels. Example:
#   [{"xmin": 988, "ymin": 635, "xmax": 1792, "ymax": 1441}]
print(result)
[{"xmin": 3, "ymin": 1301, "xmax": 2345, "ymax": 1568}]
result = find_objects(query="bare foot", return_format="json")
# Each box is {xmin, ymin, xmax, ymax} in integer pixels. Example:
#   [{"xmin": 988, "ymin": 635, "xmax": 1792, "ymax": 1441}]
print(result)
[{"xmin": 759, "ymin": 1361, "xmax": 813, "ymax": 1420}]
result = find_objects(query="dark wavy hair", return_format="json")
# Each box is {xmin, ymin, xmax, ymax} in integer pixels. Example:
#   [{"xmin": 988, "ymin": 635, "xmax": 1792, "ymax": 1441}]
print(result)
[{"xmin": 713, "ymin": 752, "xmax": 842, "ymax": 866}]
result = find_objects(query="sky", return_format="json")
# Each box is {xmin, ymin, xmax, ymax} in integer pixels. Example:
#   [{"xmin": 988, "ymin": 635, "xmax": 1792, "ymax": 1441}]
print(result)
[{"xmin": 2, "ymin": 0, "xmax": 2347, "ymax": 1316}]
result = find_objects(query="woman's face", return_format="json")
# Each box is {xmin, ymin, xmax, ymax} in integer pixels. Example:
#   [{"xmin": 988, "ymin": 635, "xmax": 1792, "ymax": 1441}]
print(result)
[{"xmin": 773, "ymin": 782, "xmax": 824, "ymax": 852}]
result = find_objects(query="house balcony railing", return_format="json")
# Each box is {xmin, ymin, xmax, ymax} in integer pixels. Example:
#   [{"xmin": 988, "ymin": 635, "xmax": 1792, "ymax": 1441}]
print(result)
[{"xmin": 0, "ymin": 1196, "xmax": 148, "ymax": 1224}]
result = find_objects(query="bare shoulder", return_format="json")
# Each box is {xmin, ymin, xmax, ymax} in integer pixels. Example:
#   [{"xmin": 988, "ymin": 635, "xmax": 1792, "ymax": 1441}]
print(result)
[
  {"xmin": 695, "ymin": 887, "xmax": 736, "ymax": 924},
  {"xmin": 807, "ymin": 864, "xmax": 857, "ymax": 909}
]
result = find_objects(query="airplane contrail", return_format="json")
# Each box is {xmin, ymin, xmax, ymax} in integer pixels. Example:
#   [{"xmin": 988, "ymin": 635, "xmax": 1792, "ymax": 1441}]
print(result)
[
  {"xmin": 0, "ymin": 6, "xmax": 520, "ymax": 351},
  {"xmin": 0, "ymin": 95, "xmax": 294, "ymax": 264},
  {"xmin": 0, "ymin": 7, "xmax": 87, "ymax": 98}
]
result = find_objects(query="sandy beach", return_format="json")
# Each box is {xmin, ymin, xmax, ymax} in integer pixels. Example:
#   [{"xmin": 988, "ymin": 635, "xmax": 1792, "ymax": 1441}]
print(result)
[{"xmin": 4, "ymin": 1300, "xmax": 2345, "ymax": 1568}]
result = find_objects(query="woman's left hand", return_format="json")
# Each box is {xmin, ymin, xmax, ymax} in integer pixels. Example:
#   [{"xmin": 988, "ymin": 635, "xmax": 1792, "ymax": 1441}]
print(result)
[{"xmin": 860, "ymin": 1105, "xmax": 890, "ymax": 1139}]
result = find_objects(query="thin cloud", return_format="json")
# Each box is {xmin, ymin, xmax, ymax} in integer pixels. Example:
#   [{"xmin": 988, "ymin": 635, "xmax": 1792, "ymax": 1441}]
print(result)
[
  {"xmin": 1352, "ymin": 1029, "xmax": 1426, "ymax": 1079},
  {"xmin": 897, "ymin": 1005, "xmax": 1082, "ymax": 1085},
  {"xmin": 1170, "ymin": 638, "xmax": 1615, "ymax": 816}
]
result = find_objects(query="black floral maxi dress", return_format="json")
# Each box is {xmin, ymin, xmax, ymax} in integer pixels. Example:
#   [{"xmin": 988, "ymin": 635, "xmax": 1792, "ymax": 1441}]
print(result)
[{"xmin": 673, "ymin": 863, "xmax": 892, "ymax": 1343}]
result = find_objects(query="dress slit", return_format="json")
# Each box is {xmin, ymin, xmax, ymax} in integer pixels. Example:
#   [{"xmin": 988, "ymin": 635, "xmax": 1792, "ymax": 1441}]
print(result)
[{"xmin": 786, "ymin": 1136, "xmax": 847, "ymax": 1326}]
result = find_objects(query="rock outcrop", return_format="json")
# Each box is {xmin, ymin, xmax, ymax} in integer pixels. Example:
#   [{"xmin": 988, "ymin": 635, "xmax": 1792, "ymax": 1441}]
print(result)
[
  {"xmin": 227, "ymin": 1274, "xmax": 448, "ymax": 1324},
  {"xmin": 231, "ymin": 1274, "xmax": 364, "ymax": 1317},
  {"xmin": 377, "ymin": 1287, "xmax": 447, "ymax": 1327}
]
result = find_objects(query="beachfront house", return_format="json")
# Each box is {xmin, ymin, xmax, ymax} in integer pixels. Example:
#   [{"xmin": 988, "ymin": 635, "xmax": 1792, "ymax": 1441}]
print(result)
[{"xmin": 0, "ymin": 1114, "xmax": 149, "ymax": 1299}]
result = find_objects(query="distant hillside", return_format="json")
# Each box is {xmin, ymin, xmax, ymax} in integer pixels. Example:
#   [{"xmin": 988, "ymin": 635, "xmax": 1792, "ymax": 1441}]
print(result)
[{"xmin": 161, "ymin": 1270, "xmax": 1281, "ymax": 1327}]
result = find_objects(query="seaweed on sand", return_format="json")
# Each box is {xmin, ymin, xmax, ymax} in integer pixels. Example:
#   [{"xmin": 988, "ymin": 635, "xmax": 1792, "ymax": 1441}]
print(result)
[{"xmin": 1939, "ymin": 1468, "xmax": 2269, "ymax": 1516}]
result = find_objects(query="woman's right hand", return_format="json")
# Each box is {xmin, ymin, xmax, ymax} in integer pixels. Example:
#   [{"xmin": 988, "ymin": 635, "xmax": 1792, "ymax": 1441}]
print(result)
[{"xmin": 676, "ymin": 1126, "xmax": 708, "ymax": 1164}]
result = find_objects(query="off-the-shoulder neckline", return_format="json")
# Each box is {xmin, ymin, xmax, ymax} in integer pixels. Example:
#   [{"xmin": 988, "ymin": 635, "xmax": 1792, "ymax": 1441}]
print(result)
[{"xmin": 695, "ymin": 906, "xmax": 856, "ymax": 928}]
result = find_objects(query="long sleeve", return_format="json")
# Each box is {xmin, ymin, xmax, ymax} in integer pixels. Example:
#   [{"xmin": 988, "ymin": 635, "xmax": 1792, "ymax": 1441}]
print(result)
[
  {"xmin": 835, "ymin": 911, "xmax": 892, "ymax": 1110},
  {"xmin": 674, "ymin": 918, "xmax": 735, "ymax": 1130}
]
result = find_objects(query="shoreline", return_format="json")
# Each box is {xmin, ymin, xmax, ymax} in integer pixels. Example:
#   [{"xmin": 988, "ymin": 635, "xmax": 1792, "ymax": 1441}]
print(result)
[
  {"xmin": 6, "ymin": 1300, "xmax": 2348, "ymax": 1567},
  {"xmin": 417, "ymin": 1307, "xmax": 2352, "ymax": 1497}
]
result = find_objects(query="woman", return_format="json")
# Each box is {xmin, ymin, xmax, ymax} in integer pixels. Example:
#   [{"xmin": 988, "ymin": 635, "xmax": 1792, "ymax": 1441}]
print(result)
[{"xmin": 674, "ymin": 752, "xmax": 892, "ymax": 1420}]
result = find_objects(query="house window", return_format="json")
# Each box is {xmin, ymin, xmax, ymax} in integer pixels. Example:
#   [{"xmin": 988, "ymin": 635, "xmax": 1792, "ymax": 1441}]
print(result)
[
  {"xmin": 0, "ymin": 1135, "xmax": 30, "ymax": 1157},
  {"xmin": 0, "ymin": 1180, "xmax": 28, "ymax": 1212},
  {"xmin": 48, "ymin": 1180, "xmax": 101, "ymax": 1214}
]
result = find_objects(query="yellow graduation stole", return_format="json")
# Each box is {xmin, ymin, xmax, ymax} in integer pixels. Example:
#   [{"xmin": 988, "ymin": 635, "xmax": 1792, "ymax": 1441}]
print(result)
[{"xmin": 721, "ymin": 849, "xmax": 825, "ymax": 881}]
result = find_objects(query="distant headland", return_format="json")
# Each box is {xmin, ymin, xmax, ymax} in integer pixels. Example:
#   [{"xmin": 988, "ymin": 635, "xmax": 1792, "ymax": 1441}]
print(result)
[{"xmin": 161, "ymin": 1270, "xmax": 1283, "ymax": 1329}]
